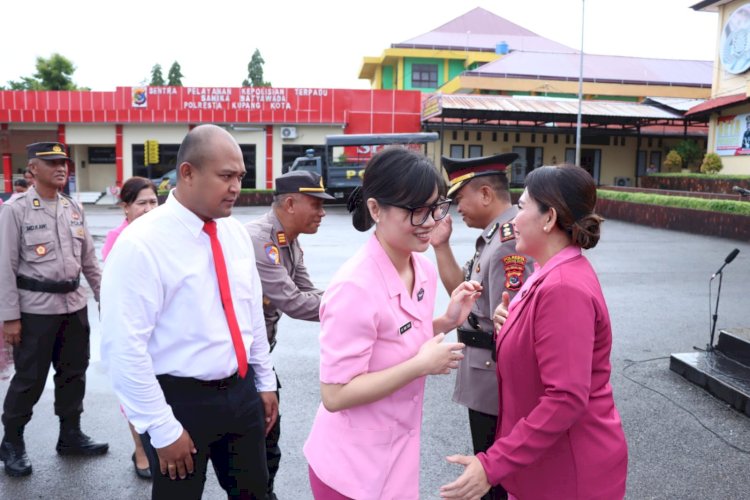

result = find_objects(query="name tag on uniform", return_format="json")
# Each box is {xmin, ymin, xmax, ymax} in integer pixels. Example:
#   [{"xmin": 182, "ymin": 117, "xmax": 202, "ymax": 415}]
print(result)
[{"xmin": 399, "ymin": 322, "xmax": 412, "ymax": 335}]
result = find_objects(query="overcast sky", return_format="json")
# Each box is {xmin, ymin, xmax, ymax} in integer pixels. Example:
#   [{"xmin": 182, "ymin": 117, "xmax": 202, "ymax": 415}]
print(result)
[{"xmin": 2, "ymin": 0, "xmax": 718, "ymax": 91}]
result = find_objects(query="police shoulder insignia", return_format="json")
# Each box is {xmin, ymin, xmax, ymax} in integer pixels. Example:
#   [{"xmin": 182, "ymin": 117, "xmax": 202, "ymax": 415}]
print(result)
[
  {"xmin": 264, "ymin": 243, "xmax": 280, "ymax": 265},
  {"xmin": 502, "ymin": 254, "xmax": 527, "ymax": 291},
  {"xmin": 485, "ymin": 222, "xmax": 499, "ymax": 239},
  {"xmin": 500, "ymin": 223, "xmax": 515, "ymax": 242},
  {"xmin": 276, "ymin": 231, "xmax": 288, "ymax": 247}
]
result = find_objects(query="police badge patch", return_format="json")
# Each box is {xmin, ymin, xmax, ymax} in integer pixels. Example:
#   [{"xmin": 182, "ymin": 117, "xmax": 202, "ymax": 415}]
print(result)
[
  {"xmin": 264, "ymin": 243, "xmax": 280, "ymax": 264},
  {"xmin": 502, "ymin": 254, "xmax": 527, "ymax": 291}
]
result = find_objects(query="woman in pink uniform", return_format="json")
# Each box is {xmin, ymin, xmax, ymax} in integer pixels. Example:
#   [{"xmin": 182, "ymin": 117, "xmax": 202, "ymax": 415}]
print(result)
[
  {"xmin": 441, "ymin": 164, "xmax": 628, "ymax": 499},
  {"xmin": 304, "ymin": 148, "xmax": 481, "ymax": 499},
  {"xmin": 102, "ymin": 176, "xmax": 158, "ymax": 479}
]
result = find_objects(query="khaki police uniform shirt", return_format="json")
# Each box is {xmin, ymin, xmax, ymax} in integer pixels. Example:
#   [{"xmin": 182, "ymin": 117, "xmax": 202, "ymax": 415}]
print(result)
[
  {"xmin": 0, "ymin": 186, "xmax": 101, "ymax": 321},
  {"xmin": 453, "ymin": 205, "xmax": 534, "ymax": 415},
  {"xmin": 245, "ymin": 210, "xmax": 323, "ymax": 349}
]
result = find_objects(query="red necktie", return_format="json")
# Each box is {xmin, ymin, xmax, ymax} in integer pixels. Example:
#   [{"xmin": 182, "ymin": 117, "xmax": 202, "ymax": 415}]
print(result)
[{"xmin": 203, "ymin": 220, "xmax": 248, "ymax": 378}]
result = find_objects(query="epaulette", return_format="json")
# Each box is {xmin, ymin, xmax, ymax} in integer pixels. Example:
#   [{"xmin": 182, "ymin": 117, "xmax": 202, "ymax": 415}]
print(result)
[
  {"xmin": 499, "ymin": 222, "xmax": 515, "ymax": 243},
  {"xmin": 485, "ymin": 222, "xmax": 500, "ymax": 239}
]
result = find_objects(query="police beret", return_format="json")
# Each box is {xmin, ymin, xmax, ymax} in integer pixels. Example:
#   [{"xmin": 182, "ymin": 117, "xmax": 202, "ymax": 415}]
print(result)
[
  {"xmin": 442, "ymin": 153, "xmax": 518, "ymax": 197},
  {"xmin": 275, "ymin": 170, "xmax": 335, "ymax": 200},
  {"xmin": 27, "ymin": 142, "xmax": 70, "ymax": 161}
]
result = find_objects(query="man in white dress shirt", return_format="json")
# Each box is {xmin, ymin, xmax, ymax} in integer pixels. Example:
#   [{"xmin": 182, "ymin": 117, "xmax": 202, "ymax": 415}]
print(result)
[{"xmin": 101, "ymin": 124, "xmax": 278, "ymax": 499}]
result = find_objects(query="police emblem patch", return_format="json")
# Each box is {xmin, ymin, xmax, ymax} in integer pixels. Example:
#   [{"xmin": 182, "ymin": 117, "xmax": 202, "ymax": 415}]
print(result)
[
  {"xmin": 35, "ymin": 245, "xmax": 47, "ymax": 256},
  {"xmin": 264, "ymin": 244, "xmax": 280, "ymax": 264},
  {"xmin": 500, "ymin": 223, "xmax": 515, "ymax": 242},
  {"xmin": 502, "ymin": 254, "xmax": 527, "ymax": 291},
  {"xmin": 32, "ymin": 199, "xmax": 41, "ymax": 208}
]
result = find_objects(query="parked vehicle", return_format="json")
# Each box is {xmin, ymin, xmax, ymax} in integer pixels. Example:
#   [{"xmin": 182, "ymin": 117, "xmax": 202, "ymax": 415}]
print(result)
[
  {"xmin": 289, "ymin": 132, "xmax": 439, "ymax": 200},
  {"xmin": 150, "ymin": 168, "xmax": 177, "ymax": 190}
]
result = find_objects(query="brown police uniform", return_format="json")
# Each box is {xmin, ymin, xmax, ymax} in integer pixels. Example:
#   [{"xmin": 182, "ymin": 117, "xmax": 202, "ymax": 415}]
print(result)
[
  {"xmin": 0, "ymin": 143, "xmax": 106, "ymax": 478},
  {"xmin": 244, "ymin": 169, "xmax": 333, "ymax": 498},
  {"xmin": 452, "ymin": 207, "xmax": 533, "ymax": 416},
  {"xmin": 246, "ymin": 209, "xmax": 323, "ymax": 350},
  {"xmin": 443, "ymin": 153, "xmax": 534, "ymax": 500}
]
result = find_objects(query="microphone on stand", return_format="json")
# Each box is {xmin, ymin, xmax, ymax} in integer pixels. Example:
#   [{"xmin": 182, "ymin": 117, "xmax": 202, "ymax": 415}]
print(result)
[
  {"xmin": 711, "ymin": 248, "xmax": 740, "ymax": 279},
  {"xmin": 708, "ymin": 248, "xmax": 740, "ymax": 350}
]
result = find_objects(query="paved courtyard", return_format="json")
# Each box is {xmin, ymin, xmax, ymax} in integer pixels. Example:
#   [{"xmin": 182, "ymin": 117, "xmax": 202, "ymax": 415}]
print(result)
[{"xmin": 1, "ymin": 203, "xmax": 749, "ymax": 499}]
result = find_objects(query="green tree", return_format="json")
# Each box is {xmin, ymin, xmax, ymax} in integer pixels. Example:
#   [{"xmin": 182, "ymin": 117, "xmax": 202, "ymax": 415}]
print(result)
[
  {"xmin": 674, "ymin": 139, "xmax": 703, "ymax": 169},
  {"xmin": 167, "ymin": 62, "xmax": 184, "ymax": 86},
  {"xmin": 150, "ymin": 64, "xmax": 165, "ymax": 86},
  {"xmin": 242, "ymin": 49, "xmax": 271, "ymax": 87},
  {"xmin": 6, "ymin": 53, "xmax": 79, "ymax": 90}
]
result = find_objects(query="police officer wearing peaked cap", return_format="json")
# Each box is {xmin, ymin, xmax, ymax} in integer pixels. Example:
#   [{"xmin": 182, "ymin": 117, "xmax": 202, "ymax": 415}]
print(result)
[
  {"xmin": 431, "ymin": 152, "xmax": 534, "ymax": 500},
  {"xmin": 245, "ymin": 169, "xmax": 333, "ymax": 499},
  {"xmin": 0, "ymin": 142, "xmax": 108, "ymax": 478}
]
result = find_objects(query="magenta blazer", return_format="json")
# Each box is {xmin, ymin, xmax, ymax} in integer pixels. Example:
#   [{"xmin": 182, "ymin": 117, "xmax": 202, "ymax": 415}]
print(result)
[{"xmin": 477, "ymin": 246, "xmax": 628, "ymax": 500}]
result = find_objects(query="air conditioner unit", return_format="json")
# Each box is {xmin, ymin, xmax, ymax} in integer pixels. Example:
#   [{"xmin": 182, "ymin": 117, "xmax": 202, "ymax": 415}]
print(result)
[
  {"xmin": 280, "ymin": 126, "xmax": 297, "ymax": 140},
  {"xmin": 614, "ymin": 176, "xmax": 632, "ymax": 187}
]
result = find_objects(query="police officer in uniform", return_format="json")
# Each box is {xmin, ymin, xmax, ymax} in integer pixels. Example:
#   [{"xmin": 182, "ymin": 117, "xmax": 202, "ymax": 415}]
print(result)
[
  {"xmin": 0, "ymin": 142, "xmax": 108, "ymax": 477},
  {"xmin": 431, "ymin": 153, "xmax": 533, "ymax": 500},
  {"xmin": 245, "ymin": 170, "xmax": 333, "ymax": 499}
]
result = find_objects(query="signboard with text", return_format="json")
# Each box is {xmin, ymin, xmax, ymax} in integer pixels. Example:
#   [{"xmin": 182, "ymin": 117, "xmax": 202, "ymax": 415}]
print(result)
[{"xmin": 715, "ymin": 113, "xmax": 750, "ymax": 156}]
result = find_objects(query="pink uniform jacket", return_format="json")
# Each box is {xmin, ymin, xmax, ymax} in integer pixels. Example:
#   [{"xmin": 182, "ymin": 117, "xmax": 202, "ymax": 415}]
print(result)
[
  {"xmin": 477, "ymin": 246, "xmax": 628, "ymax": 500},
  {"xmin": 101, "ymin": 219, "xmax": 128, "ymax": 261},
  {"xmin": 304, "ymin": 234, "xmax": 437, "ymax": 500}
]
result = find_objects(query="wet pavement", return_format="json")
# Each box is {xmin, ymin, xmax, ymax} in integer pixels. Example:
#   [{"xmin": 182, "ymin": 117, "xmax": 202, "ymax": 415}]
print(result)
[{"xmin": 1, "ymin": 203, "xmax": 750, "ymax": 499}]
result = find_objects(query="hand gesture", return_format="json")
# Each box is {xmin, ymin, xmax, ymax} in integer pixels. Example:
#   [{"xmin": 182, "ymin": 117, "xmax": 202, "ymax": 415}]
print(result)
[
  {"xmin": 492, "ymin": 292, "xmax": 510, "ymax": 333},
  {"xmin": 444, "ymin": 280, "xmax": 482, "ymax": 329},
  {"xmin": 430, "ymin": 213, "xmax": 453, "ymax": 248},
  {"xmin": 416, "ymin": 333, "xmax": 465, "ymax": 376},
  {"xmin": 156, "ymin": 429, "xmax": 197, "ymax": 480},
  {"xmin": 440, "ymin": 455, "xmax": 491, "ymax": 499}
]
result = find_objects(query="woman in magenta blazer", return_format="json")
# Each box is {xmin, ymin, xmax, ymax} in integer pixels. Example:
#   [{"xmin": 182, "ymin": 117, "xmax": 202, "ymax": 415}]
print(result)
[
  {"xmin": 441, "ymin": 164, "xmax": 628, "ymax": 499},
  {"xmin": 304, "ymin": 148, "xmax": 481, "ymax": 499}
]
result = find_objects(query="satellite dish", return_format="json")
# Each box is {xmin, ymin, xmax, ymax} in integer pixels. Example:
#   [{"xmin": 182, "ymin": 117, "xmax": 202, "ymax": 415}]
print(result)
[{"xmin": 721, "ymin": 4, "xmax": 750, "ymax": 75}]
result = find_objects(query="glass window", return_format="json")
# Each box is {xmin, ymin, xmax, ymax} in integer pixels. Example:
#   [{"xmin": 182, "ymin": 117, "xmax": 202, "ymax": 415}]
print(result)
[
  {"xmin": 468, "ymin": 145, "xmax": 483, "ymax": 158},
  {"xmin": 412, "ymin": 64, "xmax": 438, "ymax": 88},
  {"xmin": 449, "ymin": 144, "xmax": 464, "ymax": 158}
]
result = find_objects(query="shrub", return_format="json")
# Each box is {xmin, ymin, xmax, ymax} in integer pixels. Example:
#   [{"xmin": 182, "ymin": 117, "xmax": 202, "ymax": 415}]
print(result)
[
  {"xmin": 597, "ymin": 189, "xmax": 750, "ymax": 216},
  {"xmin": 700, "ymin": 153, "xmax": 723, "ymax": 174},
  {"xmin": 663, "ymin": 150, "xmax": 682, "ymax": 170}
]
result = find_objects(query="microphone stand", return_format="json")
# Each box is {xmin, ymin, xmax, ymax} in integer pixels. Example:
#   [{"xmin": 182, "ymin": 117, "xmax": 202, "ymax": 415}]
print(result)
[{"xmin": 708, "ymin": 271, "xmax": 725, "ymax": 351}]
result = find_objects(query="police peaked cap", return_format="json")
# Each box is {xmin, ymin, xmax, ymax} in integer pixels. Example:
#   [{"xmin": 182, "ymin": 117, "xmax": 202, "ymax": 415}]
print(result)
[{"xmin": 442, "ymin": 153, "xmax": 518, "ymax": 197}]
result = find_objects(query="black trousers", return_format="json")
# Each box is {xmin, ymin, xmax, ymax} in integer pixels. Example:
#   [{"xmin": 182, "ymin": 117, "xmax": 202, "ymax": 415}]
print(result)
[
  {"xmin": 141, "ymin": 367, "xmax": 268, "ymax": 500},
  {"xmin": 265, "ymin": 372, "xmax": 281, "ymax": 494},
  {"xmin": 468, "ymin": 408, "xmax": 507, "ymax": 500},
  {"xmin": 2, "ymin": 309, "xmax": 90, "ymax": 430}
]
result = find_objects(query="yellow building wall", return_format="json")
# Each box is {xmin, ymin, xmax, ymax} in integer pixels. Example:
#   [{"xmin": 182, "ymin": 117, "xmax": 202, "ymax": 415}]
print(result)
[{"xmin": 424, "ymin": 131, "xmax": 674, "ymax": 185}]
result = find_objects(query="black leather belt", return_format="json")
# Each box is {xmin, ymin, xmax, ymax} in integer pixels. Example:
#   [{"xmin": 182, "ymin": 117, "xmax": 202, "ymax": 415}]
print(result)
[
  {"xmin": 157, "ymin": 372, "xmax": 240, "ymax": 391},
  {"xmin": 16, "ymin": 275, "xmax": 80, "ymax": 294},
  {"xmin": 457, "ymin": 328, "xmax": 494, "ymax": 350}
]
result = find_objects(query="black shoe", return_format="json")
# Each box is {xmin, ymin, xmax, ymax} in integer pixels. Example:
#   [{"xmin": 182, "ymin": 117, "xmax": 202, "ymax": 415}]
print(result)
[
  {"xmin": 56, "ymin": 429, "xmax": 109, "ymax": 456},
  {"xmin": 132, "ymin": 452, "xmax": 152, "ymax": 480},
  {"xmin": 0, "ymin": 438, "xmax": 32, "ymax": 477}
]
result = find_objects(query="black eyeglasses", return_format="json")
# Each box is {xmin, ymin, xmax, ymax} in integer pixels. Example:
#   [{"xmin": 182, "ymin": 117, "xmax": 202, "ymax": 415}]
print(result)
[{"xmin": 386, "ymin": 198, "xmax": 452, "ymax": 226}]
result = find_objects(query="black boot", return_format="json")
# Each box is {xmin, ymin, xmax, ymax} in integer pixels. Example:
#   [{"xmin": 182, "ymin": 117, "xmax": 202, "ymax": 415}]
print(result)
[
  {"xmin": 0, "ymin": 427, "xmax": 32, "ymax": 477},
  {"xmin": 56, "ymin": 416, "xmax": 109, "ymax": 456}
]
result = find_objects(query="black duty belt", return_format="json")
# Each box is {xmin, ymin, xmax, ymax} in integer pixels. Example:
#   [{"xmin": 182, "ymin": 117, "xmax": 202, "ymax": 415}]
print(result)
[
  {"xmin": 457, "ymin": 328, "xmax": 494, "ymax": 350},
  {"xmin": 17, "ymin": 275, "xmax": 80, "ymax": 294}
]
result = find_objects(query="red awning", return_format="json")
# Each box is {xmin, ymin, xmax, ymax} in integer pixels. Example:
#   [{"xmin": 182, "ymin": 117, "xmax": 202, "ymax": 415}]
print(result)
[{"xmin": 685, "ymin": 93, "xmax": 748, "ymax": 116}]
